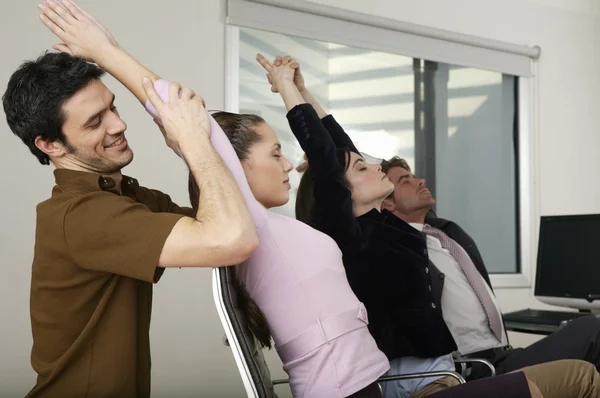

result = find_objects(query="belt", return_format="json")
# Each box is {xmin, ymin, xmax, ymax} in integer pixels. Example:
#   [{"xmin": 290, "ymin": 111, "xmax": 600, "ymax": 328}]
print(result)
[
  {"xmin": 276, "ymin": 303, "xmax": 369, "ymax": 363},
  {"xmin": 463, "ymin": 345, "xmax": 512, "ymax": 360}
]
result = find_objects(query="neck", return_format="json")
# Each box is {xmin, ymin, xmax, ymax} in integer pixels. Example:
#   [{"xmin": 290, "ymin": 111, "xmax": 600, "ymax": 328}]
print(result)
[
  {"xmin": 393, "ymin": 208, "xmax": 428, "ymax": 224},
  {"xmin": 353, "ymin": 198, "xmax": 385, "ymax": 217}
]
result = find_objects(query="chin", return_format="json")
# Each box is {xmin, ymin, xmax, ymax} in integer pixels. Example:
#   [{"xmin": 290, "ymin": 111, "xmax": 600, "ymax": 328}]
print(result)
[
  {"xmin": 276, "ymin": 193, "xmax": 290, "ymax": 207},
  {"xmin": 264, "ymin": 193, "xmax": 290, "ymax": 209}
]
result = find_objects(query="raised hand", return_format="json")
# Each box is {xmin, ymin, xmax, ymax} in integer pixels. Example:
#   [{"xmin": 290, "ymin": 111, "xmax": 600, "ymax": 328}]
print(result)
[
  {"xmin": 38, "ymin": 0, "xmax": 118, "ymax": 61},
  {"xmin": 256, "ymin": 53, "xmax": 296, "ymax": 93},
  {"xmin": 273, "ymin": 55, "xmax": 305, "ymax": 92},
  {"xmin": 143, "ymin": 79, "xmax": 210, "ymax": 156}
]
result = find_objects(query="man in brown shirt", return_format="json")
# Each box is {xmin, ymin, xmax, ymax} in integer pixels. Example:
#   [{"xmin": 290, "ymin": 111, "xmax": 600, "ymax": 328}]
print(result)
[{"xmin": 4, "ymin": 48, "xmax": 258, "ymax": 396}]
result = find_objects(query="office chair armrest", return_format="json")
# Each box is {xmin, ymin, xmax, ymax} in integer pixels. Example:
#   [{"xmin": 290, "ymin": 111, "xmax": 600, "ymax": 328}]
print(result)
[
  {"xmin": 274, "ymin": 370, "xmax": 466, "ymax": 388},
  {"xmin": 454, "ymin": 358, "xmax": 496, "ymax": 377},
  {"xmin": 378, "ymin": 370, "xmax": 466, "ymax": 384}
]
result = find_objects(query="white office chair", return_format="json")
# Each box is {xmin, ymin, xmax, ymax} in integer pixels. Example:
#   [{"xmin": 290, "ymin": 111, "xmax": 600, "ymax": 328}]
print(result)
[{"xmin": 212, "ymin": 266, "xmax": 491, "ymax": 398}]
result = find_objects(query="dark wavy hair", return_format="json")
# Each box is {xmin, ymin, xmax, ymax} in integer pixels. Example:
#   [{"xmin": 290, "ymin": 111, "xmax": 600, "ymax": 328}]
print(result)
[{"xmin": 295, "ymin": 148, "xmax": 352, "ymax": 227}]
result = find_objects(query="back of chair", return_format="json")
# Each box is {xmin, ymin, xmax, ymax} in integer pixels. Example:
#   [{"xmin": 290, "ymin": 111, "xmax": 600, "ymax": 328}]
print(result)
[{"xmin": 212, "ymin": 266, "xmax": 278, "ymax": 398}]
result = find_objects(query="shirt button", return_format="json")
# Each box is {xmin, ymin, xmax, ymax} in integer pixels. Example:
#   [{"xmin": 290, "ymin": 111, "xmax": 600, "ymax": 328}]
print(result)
[
  {"xmin": 431, "ymin": 303, "xmax": 436, "ymax": 309},
  {"xmin": 127, "ymin": 179, "xmax": 133, "ymax": 184},
  {"xmin": 439, "ymin": 273, "xmax": 445, "ymax": 280},
  {"xmin": 423, "ymin": 249, "xmax": 428, "ymax": 255},
  {"xmin": 429, "ymin": 285, "xmax": 432, "ymax": 292},
  {"xmin": 425, "ymin": 267, "xmax": 429, "ymax": 274}
]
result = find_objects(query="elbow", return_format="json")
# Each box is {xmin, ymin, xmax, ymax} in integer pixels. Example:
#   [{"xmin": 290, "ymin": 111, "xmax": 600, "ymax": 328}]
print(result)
[{"xmin": 220, "ymin": 225, "xmax": 259, "ymax": 265}]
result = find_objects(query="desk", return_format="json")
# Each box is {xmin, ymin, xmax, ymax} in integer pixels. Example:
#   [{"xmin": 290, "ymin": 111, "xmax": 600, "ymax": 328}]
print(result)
[
  {"xmin": 504, "ymin": 321, "xmax": 557, "ymax": 336},
  {"xmin": 502, "ymin": 308, "xmax": 594, "ymax": 336}
]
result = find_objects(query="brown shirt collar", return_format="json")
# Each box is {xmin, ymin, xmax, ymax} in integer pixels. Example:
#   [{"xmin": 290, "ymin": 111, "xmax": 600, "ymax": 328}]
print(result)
[{"xmin": 53, "ymin": 169, "xmax": 140, "ymax": 195}]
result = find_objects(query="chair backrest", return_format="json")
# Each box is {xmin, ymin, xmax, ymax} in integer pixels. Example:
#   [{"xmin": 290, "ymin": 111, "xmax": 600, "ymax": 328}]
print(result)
[{"xmin": 212, "ymin": 266, "xmax": 278, "ymax": 398}]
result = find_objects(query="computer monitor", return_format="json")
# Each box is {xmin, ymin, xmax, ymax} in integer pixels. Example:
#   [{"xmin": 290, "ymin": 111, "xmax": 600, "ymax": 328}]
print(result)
[{"xmin": 535, "ymin": 214, "xmax": 600, "ymax": 310}]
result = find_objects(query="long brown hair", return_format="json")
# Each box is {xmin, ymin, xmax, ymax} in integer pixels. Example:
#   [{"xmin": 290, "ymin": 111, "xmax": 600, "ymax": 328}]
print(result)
[{"xmin": 188, "ymin": 111, "xmax": 272, "ymax": 349}]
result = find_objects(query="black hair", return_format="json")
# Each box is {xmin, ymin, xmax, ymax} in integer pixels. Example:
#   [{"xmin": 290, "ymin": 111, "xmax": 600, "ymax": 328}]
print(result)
[{"xmin": 3, "ymin": 52, "xmax": 105, "ymax": 165}]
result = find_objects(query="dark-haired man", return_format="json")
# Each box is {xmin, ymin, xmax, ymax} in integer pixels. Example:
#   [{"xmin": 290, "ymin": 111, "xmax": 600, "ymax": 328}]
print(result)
[
  {"xmin": 381, "ymin": 156, "xmax": 600, "ymax": 377},
  {"xmin": 4, "ymin": 43, "xmax": 257, "ymax": 398}
]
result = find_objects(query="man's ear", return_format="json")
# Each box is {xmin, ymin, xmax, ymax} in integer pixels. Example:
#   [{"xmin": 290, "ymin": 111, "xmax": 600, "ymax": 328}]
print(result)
[
  {"xmin": 35, "ymin": 136, "xmax": 68, "ymax": 159},
  {"xmin": 381, "ymin": 197, "xmax": 396, "ymax": 212}
]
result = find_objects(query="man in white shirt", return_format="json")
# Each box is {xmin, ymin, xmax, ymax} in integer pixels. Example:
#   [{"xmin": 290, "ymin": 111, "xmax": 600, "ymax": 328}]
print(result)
[{"xmin": 380, "ymin": 156, "xmax": 600, "ymax": 377}]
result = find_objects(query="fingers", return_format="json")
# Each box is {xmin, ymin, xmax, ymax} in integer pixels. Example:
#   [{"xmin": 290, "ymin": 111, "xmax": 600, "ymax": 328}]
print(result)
[
  {"xmin": 256, "ymin": 53, "xmax": 273, "ymax": 72},
  {"xmin": 168, "ymin": 81, "xmax": 182, "ymax": 103},
  {"xmin": 39, "ymin": 13, "xmax": 66, "ymax": 37},
  {"xmin": 53, "ymin": 43, "xmax": 74, "ymax": 55},
  {"xmin": 193, "ymin": 95, "xmax": 207, "ymax": 109},
  {"xmin": 143, "ymin": 78, "xmax": 165, "ymax": 112},
  {"xmin": 61, "ymin": 0, "xmax": 86, "ymax": 21},
  {"xmin": 181, "ymin": 87, "xmax": 195, "ymax": 100},
  {"xmin": 274, "ymin": 55, "xmax": 293, "ymax": 66},
  {"xmin": 38, "ymin": 1, "xmax": 70, "ymax": 32},
  {"xmin": 45, "ymin": 0, "xmax": 78, "ymax": 25}
]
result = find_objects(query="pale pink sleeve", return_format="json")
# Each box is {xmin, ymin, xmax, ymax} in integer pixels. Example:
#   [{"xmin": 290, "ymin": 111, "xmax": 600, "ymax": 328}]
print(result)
[{"xmin": 145, "ymin": 79, "xmax": 268, "ymax": 228}]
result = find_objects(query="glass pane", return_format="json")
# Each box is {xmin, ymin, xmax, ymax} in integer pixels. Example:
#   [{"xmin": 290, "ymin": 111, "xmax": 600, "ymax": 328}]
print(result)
[{"xmin": 434, "ymin": 65, "xmax": 517, "ymax": 273}]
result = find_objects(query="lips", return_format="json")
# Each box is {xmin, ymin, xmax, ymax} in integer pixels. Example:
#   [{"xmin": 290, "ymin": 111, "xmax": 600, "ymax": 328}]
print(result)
[
  {"xmin": 105, "ymin": 135, "xmax": 125, "ymax": 148},
  {"xmin": 283, "ymin": 179, "xmax": 291, "ymax": 189}
]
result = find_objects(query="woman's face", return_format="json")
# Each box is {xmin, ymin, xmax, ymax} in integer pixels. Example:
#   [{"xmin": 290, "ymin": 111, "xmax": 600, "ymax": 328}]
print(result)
[
  {"xmin": 344, "ymin": 151, "xmax": 394, "ymax": 211},
  {"xmin": 242, "ymin": 122, "xmax": 294, "ymax": 209}
]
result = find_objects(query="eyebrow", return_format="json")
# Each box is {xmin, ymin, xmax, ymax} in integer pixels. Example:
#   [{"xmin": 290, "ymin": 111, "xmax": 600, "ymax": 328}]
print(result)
[
  {"xmin": 352, "ymin": 157, "xmax": 365, "ymax": 168},
  {"xmin": 397, "ymin": 174, "xmax": 414, "ymax": 183},
  {"xmin": 82, "ymin": 94, "xmax": 116, "ymax": 128}
]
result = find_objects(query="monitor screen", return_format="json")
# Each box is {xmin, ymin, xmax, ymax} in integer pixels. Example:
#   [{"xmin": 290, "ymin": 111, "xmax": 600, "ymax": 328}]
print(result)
[{"xmin": 535, "ymin": 214, "xmax": 600, "ymax": 302}]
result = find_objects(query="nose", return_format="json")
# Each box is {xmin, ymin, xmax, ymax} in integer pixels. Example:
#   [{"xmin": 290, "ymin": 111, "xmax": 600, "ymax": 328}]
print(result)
[
  {"xmin": 416, "ymin": 177, "xmax": 425, "ymax": 187},
  {"xmin": 107, "ymin": 113, "xmax": 127, "ymax": 135},
  {"xmin": 374, "ymin": 163, "xmax": 382, "ymax": 173},
  {"xmin": 283, "ymin": 156, "xmax": 294, "ymax": 173}
]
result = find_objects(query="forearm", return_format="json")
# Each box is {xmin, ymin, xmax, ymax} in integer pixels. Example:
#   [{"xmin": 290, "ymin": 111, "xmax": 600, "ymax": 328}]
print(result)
[
  {"xmin": 179, "ymin": 136, "xmax": 257, "ymax": 242},
  {"xmin": 93, "ymin": 45, "xmax": 160, "ymax": 105},
  {"xmin": 300, "ymin": 88, "xmax": 328, "ymax": 119},
  {"xmin": 278, "ymin": 80, "xmax": 307, "ymax": 111}
]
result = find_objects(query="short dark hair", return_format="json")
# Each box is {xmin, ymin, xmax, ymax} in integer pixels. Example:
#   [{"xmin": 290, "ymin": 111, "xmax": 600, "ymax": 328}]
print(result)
[
  {"xmin": 3, "ymin": 52, "xmax": 105, "ymax": 165},
  {"xmin": 381, "ymin": 156, "xmax": 411, "ymax": 174}
]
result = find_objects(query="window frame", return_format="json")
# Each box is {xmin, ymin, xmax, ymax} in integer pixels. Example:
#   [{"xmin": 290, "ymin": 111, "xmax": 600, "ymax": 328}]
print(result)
[{"xmin": 224, "ymin": 24, "xmax": 540, "ymax": 288}]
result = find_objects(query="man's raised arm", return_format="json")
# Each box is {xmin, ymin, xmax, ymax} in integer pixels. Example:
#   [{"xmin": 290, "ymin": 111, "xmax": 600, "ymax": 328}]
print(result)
[{"xmin": 39, "ymin": 0, "xmax": 258, "ymax": 268}]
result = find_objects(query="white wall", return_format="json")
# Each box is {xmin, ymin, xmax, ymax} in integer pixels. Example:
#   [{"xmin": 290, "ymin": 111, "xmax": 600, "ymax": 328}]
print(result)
[{"xmin": 1, "ymin": 0, "xmax": 599, "ymax": 397}]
